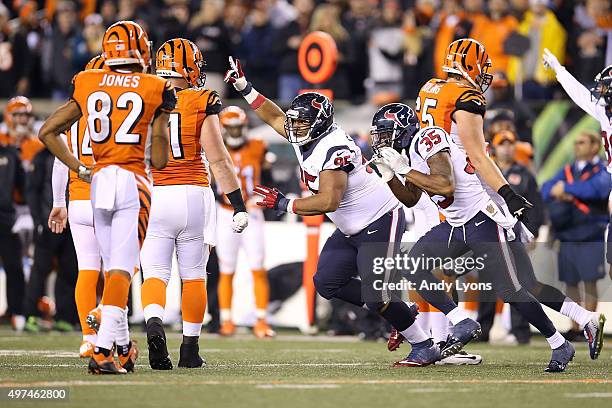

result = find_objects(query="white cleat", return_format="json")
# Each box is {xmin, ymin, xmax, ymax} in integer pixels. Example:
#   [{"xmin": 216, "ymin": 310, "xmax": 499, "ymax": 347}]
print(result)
[{"xmin": 435, "ymin": 350, "xmax": 482, "ymax": 365}]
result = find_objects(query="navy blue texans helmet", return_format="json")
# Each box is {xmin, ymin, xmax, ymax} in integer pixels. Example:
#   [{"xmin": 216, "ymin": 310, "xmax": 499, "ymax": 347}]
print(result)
[
  {"xmin": 284, "ymin": 92, "xmax": 334, "ymax": 146},
  {"xmin": 591, "ymin": 65, "xmax": 612, "ymax": 106},
  {"xmin": 370, "ymin": 103, "xmax": 420, "ymax": 154}
]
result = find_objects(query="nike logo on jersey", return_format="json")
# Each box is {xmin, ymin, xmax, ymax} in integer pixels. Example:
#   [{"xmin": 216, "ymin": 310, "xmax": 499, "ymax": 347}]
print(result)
[
  {"xmin": 475, "ymin": 220, "xmax": 486, "ymax": 227},
  {"xmin": 473, "ymin": 100, "xmax": 482, "ymax": 106},
  {"xmin": 367, "ymin": 230, "xmax": 378, "ymax": 235}
]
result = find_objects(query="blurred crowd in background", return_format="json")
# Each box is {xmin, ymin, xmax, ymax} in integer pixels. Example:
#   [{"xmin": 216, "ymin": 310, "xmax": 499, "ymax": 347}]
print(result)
[
  {"xmin": 0, "ymin": 0, "xmax": 611, "ymax": 339},
  {"xmin": 0, "ymin": 0, "xmax": 610, "ymax": 103}
]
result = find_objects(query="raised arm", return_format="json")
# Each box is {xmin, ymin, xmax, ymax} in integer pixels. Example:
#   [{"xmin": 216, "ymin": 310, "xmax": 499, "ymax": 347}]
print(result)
[
  {"xmin": 542, "ymin": 48, "xmax": 600, "ymax": 118},
  {"xmin": 224, "ymin": 57, "xmax": 287, "ymax": 138}
]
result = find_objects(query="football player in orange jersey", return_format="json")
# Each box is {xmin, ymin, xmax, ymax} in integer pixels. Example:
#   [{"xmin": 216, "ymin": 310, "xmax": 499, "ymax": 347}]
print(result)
[
  {"xmin": 216, "ymin": 106, "xmax": 275, "ymax": 338},
  {"xmin": 0, "ymin": 96, "xmax": 45, "ymax": 165},
  {"xmin": 139, "ymin": 38, "xmax": 248, "ymax": 370},
  {"xmin": 39, "ymin": 21, "xmax": 177, "ymax": 374},
  {"xmin": 48, "ymin": 55, "xmax": 108, "ymax": 359},
  {"xmin": 406, "ymin": 38, "xmax": 603, "ymax": 369}
]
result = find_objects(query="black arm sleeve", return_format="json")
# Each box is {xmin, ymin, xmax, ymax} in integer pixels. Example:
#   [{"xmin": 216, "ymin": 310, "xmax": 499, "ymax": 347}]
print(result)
[{"xmin": 454, "ymin": 89, "xmax": 487, "ymax": 117}]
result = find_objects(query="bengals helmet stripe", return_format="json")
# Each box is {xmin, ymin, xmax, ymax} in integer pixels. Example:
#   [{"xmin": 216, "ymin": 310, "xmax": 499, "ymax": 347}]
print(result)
[
  {"xmin": 443, "ymin": 38, "xmax": 492, "ymax": 92},
  {"xmin": 85, "ymin": 54, "xmax": 106, "ymax": 70},
  {"xmin": 102, "ymin": 20, "xmax": 151, "ymax": 70},
  {"xmin": 155, "ymin": 38, "xmax": 206, "ymax": 87}
]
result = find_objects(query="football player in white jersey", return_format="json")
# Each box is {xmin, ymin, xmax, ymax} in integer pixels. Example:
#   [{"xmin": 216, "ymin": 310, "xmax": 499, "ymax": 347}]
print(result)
[
  {"xmin": 224, "ymin": 57, "xmax": 463, "ymax": 366},
  {"xmin": 543, "ymin": 52, "xmax": 612, "ymax": 265},
  {"xmin": 371, "ymin": 103, "xmax": 576, "ymax": 372}
]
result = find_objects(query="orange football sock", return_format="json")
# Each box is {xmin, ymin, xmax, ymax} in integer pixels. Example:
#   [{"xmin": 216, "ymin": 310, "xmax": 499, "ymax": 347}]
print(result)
[
  {"xmin": 141, "ymin": 278, "xmax": 167, "ymax": 310},
  {"xmin": 181, "ymin": 279, "xmax": 207, "ymax": 324},
  {"xmin": 218, "ymin": 273, "xmax": 234, "ymax": 319},
  {"xmin": 101, "ymin": 273, "xmax": 131, "ymax": 309},
  {"xmin": 75, "ymin": 269, "xmax": 100, "ymax": 336},
  {"xmin": 252, "ymin": 269, "xmax": 269, "ymax": 319}
]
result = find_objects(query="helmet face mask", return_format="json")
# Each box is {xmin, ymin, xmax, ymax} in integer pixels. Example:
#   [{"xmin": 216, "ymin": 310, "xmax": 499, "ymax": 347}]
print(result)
[
  {"xmin": 370, "ymin": 103, "xmax": 420, "ymax": 154},
  {"xmin": 590, "ymin": 65, "xmax": 612, "ymax": 106},
  {"xmin": 284, "ymin": 93, "xmax": 334, "ymax": 146}
]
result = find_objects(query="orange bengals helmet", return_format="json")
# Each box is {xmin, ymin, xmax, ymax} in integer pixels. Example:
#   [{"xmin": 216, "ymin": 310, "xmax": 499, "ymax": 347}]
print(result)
[
  {"xmin": 4, "ymin": 96, "xmax": 34, "ymax": 132},
  {"xmin": 220, "ymin": 106, "xmax": 248, "ymax": 148},
  {"xmin": 156, "ymin": 38, "xmax": 206, "ymax": 87},
  {"xmin": 85, "ymin": 54, "xmax": 106, "ymax": 70},
  {"xmin": 443, "ymin": 38, "xmax": 493, "ymax": 92},
  {"xmin": 102, "ymin": 20, "xmax": 151, "ymax": 71}
]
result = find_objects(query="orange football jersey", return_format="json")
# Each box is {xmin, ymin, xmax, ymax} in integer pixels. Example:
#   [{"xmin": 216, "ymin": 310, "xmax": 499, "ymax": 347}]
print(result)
[
  {"xmin": 151, "ymin": 88, "xmax": 222, "ymax": 187},
  {"xmin": 65, "ymin": 116, "xmax": 94, "ymax": 201},
  {"xmin": 70, "ymin": 69, "xmax": 175, "ymax": 177},
  {"xmin": 221, "ymin": 139, "xmax": 267, "ymax": 208},
  {"xmin": 415, "ymin": 79, "xmax": 487, "ymax": 139}
]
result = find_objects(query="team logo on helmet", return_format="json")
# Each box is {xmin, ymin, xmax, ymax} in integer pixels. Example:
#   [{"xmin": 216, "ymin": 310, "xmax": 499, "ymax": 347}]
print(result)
[{"xmin": 311, "ymin": 97, "xmax": 333, "ymax": 118}]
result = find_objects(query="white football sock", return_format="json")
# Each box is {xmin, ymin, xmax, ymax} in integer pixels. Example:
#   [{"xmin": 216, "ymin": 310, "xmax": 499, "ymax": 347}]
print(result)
[
  {"xmin": 560, "ymin": 298, "xmax": 593, "ymax": 328},
  {"xmin": 220, "ymin": 309, "xmax": 232, "ymax": 322},
  {"xmin": 415, "ymin": 311, "xmax": 431, "ymax": 336},
  {"xmin": 446, "ymin": 306, "xmax": 470, "ymax": 325},
  {"xmin": 115, "ymin": 307, "xmax": 130, "ymax": 347},
  {"xmin": 400, "ymin": 323, "xmax": 430, "ymax": 345},
  {"xmin": 143, "ymin": 303, "xmax": 165, "ymax": 323},
  {"xmin": 183, "ymin": 321, "xmax": 202, "ymax": 337},
  {"xmin": 546, "ymin": 331, "xmax": 566, "ymax": 349},
  {"xmin": 95, "ymin": 305, "xmax": 122, "ymax": 351},
  {"xmin": 430, "ymin": 312, "xmax": 451, "ymax": 343}
]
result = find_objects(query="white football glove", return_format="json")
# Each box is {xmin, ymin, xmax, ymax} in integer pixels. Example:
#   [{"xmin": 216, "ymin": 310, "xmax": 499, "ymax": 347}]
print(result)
[
  {"xmin": 232, "ymin": 211, "xmax": 249, "ymax": 233},
  {"xmin": 372, "ymin": 160, "xmax": 395, "ymax": 183},
  {"xmin": 542, "ymin": 48, "xmax": 562, "ymax": 72},
  {"xmin": 224, "ymin": 56, "xmax": 248, "ymax": 92},
  {"xmin": 378, "ymin": 147, "xmax": 412, "ymax": 175}
]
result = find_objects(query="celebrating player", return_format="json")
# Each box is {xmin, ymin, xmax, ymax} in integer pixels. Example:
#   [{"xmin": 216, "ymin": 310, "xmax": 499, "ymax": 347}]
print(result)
[
  {"xmin": 139, "ymin": 38, "xmax": 247, "ymax": 370},
  {"xmin": 224, "ymin": 56, "xmax": 456, "ymax": 366},
  {"xmin": 39, "ymin": 21, "xmax": 176, "ymax": 374},
  {"xmin": 413, "ymin": 38, "xmax": 604, "ymax": 361},
  {"xmin": 216, "ymin": 106, "xmax": 275, "ymax": 338},
  {"xmin": 371, "ymin": 102, "xmax": 576, "ymax": 372}
]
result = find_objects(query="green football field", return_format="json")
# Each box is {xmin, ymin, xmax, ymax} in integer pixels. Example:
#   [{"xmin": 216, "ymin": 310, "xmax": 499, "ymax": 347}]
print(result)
[{"xmin": 0, "ymin": 329, "xmax": 611, "ymax": 408}]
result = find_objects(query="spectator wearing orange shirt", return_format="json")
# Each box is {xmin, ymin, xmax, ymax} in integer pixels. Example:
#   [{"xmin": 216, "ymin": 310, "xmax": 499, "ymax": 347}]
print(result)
[
  {"xmin": 432, "ymin": 0, "xmax": 472, "ymax": 79},
  {"xmin": 470, "ymin": 0, "xmax": 519, "ymax": 75}
]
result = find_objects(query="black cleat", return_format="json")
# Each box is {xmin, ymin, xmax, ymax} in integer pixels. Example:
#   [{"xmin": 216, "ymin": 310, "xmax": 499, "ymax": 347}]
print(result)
[
  {"xmin": 441, "ymin": 318, "xmax": 481, "ymax": 358},
  {"xmin": 545, "ymin": 340, "xmax": 575, "ymax": 373},
  {"xmin": 146, "ymin": 318, "xmax": 172, "ymax": 370},
  {"xmin": 178, "ymin": 343, "xmax": 206, "ymax": 368}
]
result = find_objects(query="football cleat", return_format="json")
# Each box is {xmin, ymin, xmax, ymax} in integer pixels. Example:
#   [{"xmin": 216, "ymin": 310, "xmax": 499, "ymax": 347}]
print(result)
[
  {"xmin": 178, "ymin": 343, "xmax": 205, "ymax": 368},
  {"xmin": 387, "ymin": 304, "xmax": 418, "ymax": 351},
  {"xmin": 86, "ymin": 307, "xmax": 101, "ymax": 333},
  {"xmin": 146, "ymin": 318, "xmax": 172, "ymax": 370},
  {"xmin": 441, "ymin": 318, "xmax": 481, "ymax": 358},
  {"xmin": 584, "ymin": 313, "xmax": 606, "ymax": 360},
  {"xmin": 117, "ymin": 341, "xmax": 139, "ymax": 373},
  {"xmin": 388, "ymin": 328, "xmax": 405, "ymax": 352},
  {"xmin": 220, "ymin": 321, "xmax": 236, "ymax": 337},
  {"xmin": 79, "ymin": 340, "xmax": 95, "ymax": 358},
  {"xmin": 435, "ymin": 350, "xmax": 482, "ymax": 365},
  {"xmin": 393, "ymin": 339, "xmax": 440, "ymax": 367},
  {"xmin": 88, "ymin": 350, "xmax": 126, "ymax": 375},
  {"xmin": 253, "ymin": 319, "xmax": 276, "ymax": 338},
  {"xmin": 545, "ymin": 340, "xmax": 575, "ymax": 373}
]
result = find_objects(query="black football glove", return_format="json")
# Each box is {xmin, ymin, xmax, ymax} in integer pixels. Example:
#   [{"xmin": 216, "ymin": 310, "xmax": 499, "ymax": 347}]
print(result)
[{"xmin": 498, "ymin": 184, "xmax": 533, "ymax": 220}]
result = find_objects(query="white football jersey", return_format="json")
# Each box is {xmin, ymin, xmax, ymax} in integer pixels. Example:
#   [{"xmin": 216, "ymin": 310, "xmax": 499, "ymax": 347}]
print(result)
[
  {"xmin": 408, "ymin": 126, "xmax": 490, "ymax": 226},
  {"xmin": 293, "ymin": 124, "xmax": 399, "ymax": 235},
  {"xmin": 556, "ymin": 67, "xmax": 612, "ymax": 172}
]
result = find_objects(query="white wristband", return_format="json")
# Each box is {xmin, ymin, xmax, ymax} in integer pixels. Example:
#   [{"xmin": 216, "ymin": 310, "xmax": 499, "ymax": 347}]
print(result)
[{"xmin": 286, "ymin": 198, "xmax": 296, "ymax": 214}]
